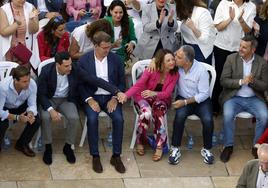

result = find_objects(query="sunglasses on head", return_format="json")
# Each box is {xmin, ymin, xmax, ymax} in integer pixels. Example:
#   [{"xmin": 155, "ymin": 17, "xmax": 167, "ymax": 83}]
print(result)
[{"xmin": 53, "ymin": 16, "xmax": 64, "ymax": 23}]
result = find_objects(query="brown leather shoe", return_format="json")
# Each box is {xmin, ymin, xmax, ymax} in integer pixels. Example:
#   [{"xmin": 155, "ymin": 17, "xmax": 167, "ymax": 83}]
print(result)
[
  {"xmin": 92, "ymin": 156, "xmax": 103, "ymax": 173},
  {"xmin": 15, "ymin": 144, "xmax": 35, "ymax": 157},
  {"xmin": 110, "ymin": 156, "xmax": 126, "ymax": 173}
]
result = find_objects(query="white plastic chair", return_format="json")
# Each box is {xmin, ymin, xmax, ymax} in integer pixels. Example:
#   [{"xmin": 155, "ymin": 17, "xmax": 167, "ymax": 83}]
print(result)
[
  {"xmin": 0, "ymin": 61, "xmax": 18, "ymax": 81},
  {"xmin": 187, "ymin": 62, "xmax": 216, "ymax": 120},
  {"xmin": 129, "ymin": 59, "xmax": 170, "ymax": 149}
]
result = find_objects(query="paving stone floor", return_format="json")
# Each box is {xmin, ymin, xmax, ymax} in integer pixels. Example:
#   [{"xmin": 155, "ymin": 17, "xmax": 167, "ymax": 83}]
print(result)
[{"xmin": 0, "ymin": 102, "xmax": 256, "ymax": 188}]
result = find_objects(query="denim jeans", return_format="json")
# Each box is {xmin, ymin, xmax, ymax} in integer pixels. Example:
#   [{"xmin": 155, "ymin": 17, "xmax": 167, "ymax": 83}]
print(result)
[
  {"xmin": 84, "ymin": 95, "xmax": 124, "ymax": 156},
  {"xmin": 171, "ymin": 96, "xmax": 214, "ymax": 149},
  {"xmin": 223, "ymin": 96, "xmax": 268, "ymax": 147}
]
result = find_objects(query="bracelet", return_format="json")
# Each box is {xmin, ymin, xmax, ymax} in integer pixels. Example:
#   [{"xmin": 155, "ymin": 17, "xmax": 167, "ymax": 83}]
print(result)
[
  {"xmin": 184, "ymin": 99, "xmax": 187, "ymax": 106},
  {"xmin": 16, "ymin": 115, "xmax": 19, "ymax": 121}
]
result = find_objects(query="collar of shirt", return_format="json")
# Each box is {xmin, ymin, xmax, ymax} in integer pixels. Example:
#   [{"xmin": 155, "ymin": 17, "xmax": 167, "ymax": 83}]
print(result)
[
  {"xmin": 259, "ymin": 166, "xmax": 268, "ymax": 176},
  {"xmin": 94, "ymin": 52, "xmax": 108, "ymax": 64},
  {"xmin": 9, "ymin": 79, "xmax": 20, "ymax": 95},
  {"xmin": 241, "ymin": 55, "xmax": 255, "ymax": 64},
  {"xmin": 181, "ymin": 59, "xmax": 197, "ymax": 74}
]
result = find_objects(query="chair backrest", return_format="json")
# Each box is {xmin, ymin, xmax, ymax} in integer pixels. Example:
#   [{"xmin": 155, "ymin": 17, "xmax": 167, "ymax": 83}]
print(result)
[
  {"xmin": 0, "ymin": 61, "xmax": 19, "ymax": 82},
  {"xmin": 38, "ymin": 58, "xmax": 55, "ymax": 76},
  {"xmin": 200, "ymin": 62, "xmax": 216, "ymax": 97},
  {"xmin": 131, "ymin": 59, "xmax": 151, "ymax": 84}
]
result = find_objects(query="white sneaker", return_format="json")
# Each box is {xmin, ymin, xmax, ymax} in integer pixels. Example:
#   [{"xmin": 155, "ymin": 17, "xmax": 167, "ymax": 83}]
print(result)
[
  {"xmin": 201, "ymin": 148, "xmax": 214, "ymax": 164},
  {"xmin": 168, "ymin": 146, "xmax": 181, "ymax": 165}
]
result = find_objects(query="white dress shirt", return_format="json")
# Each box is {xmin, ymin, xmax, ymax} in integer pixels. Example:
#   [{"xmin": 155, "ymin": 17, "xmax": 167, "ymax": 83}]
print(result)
[
  {"xmin": 94, "ymin": 54, "xmax": 110, "ymax": 95},
  {"xmin": 214, "ymin": 0, "xmax": 256, "ymax": 52},
  {"xmin": 53, "ymin": 68, "xmax": 69, "ymax": 98},
  {"xmin": 236, "ymin": 56, "xmax": 255, "ymax": 97},
  {"xmin": 257, "ymin": 166, "xmax": 268, "ymax": 188},
  {"xmin": 0, "ymin": 77, "xmax": 37, "ymax": 121}
]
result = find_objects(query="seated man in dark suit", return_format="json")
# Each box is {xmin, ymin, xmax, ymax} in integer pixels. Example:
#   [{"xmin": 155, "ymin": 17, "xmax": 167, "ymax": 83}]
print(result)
[
  {"xmin": 38, "ymin": 51, "xmax": 124, "ymax": 165},
  {"xmin": 0, "ymin": 66, "xmax": 40, "ymax": 157},
  {"xmin": 78, "ymin": 31, "xmax": 126, "ymax": 174},
  {"xmin": 26, "ymin": 0, "xmax": 63, "ymax": 20},
  {"xmin": 220, "ymin": 35, "xmax": 268, "ymax": 163}
]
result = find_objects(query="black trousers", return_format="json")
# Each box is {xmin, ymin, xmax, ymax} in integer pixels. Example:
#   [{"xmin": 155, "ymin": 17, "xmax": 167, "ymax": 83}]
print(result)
[
  {"xmin": 212, "ymin": 46, "xmax": 236, "ymax": 113},
  {"xmin": 0, "ymin": 103, "xmax": 40, "ymax": 149}
]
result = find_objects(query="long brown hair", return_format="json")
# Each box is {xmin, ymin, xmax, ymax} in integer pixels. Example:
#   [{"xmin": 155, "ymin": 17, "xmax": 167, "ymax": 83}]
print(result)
[
  {"xmin": 175, "ymin": 0, "xmax": 207, "ymax": 20},
  {"xmin": 154, "ymin": 49, "xmax": 178, "ymax": 75},
  {"xmin": 260, "ymin": 0, "xmax": 268, "ymax": 20},
  {"xmin": 43, "ymin": 16, "xmax": 65, "ymax": 45},
  {"xmin": 107, "ymin": 0, "xmax": 129, "ymax": 38}
]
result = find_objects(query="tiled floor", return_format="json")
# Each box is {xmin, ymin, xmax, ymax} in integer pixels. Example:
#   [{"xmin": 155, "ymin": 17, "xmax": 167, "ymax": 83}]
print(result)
[{"xmin": 0, "ymin": 103, "xmax": 256, "ymax": 188}]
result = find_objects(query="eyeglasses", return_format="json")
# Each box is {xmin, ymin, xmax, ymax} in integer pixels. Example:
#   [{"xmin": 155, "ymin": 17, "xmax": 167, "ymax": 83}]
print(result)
[{"xmin": 53, "ymin": 16, "xmax": 64, "ymax": 23}]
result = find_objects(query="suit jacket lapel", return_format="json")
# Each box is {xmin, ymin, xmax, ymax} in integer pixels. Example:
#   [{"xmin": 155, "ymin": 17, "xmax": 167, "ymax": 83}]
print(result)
[
  {"xmin": 236, "ymin": 55, "xmax": 244, "ymax": 78},
  {"xmin": 251, "ymin": 55, "xmax": 258, "ymax": 76},
  {"xmin": 89, "ymin": 51, "xmax": 97, "ymax": 76},
  {"xmin": 52, "ymin": 65, "xmax": 57, "ymax": 94},
  {"xmin": 107, "ymin": 53, "xmax": 112, "ymax": 81}
]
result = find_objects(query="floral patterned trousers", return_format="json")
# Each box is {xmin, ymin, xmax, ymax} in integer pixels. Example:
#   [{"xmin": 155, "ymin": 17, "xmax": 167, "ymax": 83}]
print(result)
[{"xmin": 135, "ymin": 97, "xmax": 168, "ymax": 147}]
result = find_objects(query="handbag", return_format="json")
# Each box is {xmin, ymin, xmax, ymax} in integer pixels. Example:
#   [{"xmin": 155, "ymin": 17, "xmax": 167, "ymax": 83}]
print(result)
[
  {"xmin": 10, "ymin": 42, "xmax": 32, "ymax": 65},
  {"xmin": 9, "ymin": 3, "xmax": 32, "ymax": 65}
]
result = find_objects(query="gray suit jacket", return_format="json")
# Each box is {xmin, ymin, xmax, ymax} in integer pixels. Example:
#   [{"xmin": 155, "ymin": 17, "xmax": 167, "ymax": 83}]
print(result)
[
  {"xmin": 220, "ymin": 53, "xmax": 268, "ymax": 105},
  {"xmin": 134, "ymin": 2, "xmax": 178, "ymax": 59},
  {"xmin": 236, "ymin": 159, "xmax": 259, "ymax": 188}
]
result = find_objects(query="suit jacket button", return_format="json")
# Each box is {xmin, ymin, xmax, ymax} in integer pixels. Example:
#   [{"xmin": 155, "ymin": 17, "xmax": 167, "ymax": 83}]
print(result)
[
  {"xmin": 150, "ymin": 36, "xmax": 153, "ymax": 39},
  {"xmin": 167, "ymin": 36, "xmax": 169, "ymax": 38}
]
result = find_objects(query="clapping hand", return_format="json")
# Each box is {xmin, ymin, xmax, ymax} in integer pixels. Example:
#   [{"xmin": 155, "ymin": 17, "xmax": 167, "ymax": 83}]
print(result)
[
  {"xmin": 168, "ymin": 9, "xmax": 174, "ymax": 23},
  {"xmin": 29, "ymin": 9, "xmax": 39, "ymax": 19},
  {"xmin": 229, "ymin": 6, "xmax": 235, "ymax": 20}
]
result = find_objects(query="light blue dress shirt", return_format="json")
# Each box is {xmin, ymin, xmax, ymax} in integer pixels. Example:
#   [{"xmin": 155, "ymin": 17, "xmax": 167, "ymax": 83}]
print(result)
[
  {"xmin": 176, "ymin": 60, "xmax": 210, "ymax": 103},
  {"xmin": 0, "ymin": 77, "xmax": 37, "ymax": 121}
]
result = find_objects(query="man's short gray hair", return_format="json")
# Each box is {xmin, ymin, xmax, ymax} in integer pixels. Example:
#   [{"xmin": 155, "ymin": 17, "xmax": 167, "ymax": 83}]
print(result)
[
  {"xmin": 180, "ymin": 45, "xmax": 195, "ymax": 63},
  {"xmin": 258, "ymin": 143, "xmax": 268, "ymax": 157}
]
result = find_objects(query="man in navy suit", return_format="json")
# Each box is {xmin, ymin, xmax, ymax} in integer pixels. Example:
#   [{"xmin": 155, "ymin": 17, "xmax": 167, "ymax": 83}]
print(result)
[
  {"xmin": 27, "ymin": 0, "xmax": 63, "ymax": 20},
  {"xmin": 38, "ymin": 51, "xmax": 123, "ymax": 165},
  {"xmin": 78, "ymin": 31, "xmax": 126, "ymax": 174}
]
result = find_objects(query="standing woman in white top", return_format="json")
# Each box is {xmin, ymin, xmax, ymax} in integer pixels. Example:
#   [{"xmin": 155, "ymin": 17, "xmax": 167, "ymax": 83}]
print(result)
[
  {"xmin": 212, "ymin": 0, "xmax": 256, "ymax": 114},
  {"xmin": 176, "ymin": 0, "xmax": 216, "ymax": 65}
]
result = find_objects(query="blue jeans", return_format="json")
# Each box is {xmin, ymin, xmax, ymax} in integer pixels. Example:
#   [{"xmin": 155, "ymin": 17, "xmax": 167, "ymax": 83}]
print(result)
[
  {"xmin": 223, "ymin": 96, "xmax": 268, "ymax": 147},
  {"xmin": 171, "ymin": 96, "xmax": 214, "ymax": 149},
  {"xmin": 84, "ymin": 95, "xmax": 124, "ymax": 156}
]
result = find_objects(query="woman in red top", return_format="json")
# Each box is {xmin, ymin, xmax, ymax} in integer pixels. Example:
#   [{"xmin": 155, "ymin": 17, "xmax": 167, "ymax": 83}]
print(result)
[{"xmin": 37, "ymin": 16, "xmax": 69, "ymax": 62}]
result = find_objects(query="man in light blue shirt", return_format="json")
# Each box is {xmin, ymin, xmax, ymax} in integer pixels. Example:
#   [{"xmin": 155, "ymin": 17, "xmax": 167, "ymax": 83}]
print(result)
[
  {"xmin": 168, "ymin": 45, "xmax": 214, "ymax": 165},
  {"xmin": 0, "ymin": 66, "xmax": 40, "ymax": 157}
]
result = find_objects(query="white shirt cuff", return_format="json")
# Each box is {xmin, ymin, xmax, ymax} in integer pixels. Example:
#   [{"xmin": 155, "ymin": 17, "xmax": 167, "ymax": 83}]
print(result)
[{"xmin": 47, "ymin": 107, "xmax": 53, "ymax": 112}]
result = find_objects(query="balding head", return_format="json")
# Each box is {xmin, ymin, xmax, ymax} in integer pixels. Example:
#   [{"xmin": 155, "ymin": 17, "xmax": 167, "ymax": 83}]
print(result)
[{"xmin": 258, "ymin": 143, "xmax": 268, "ymax": 172}]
